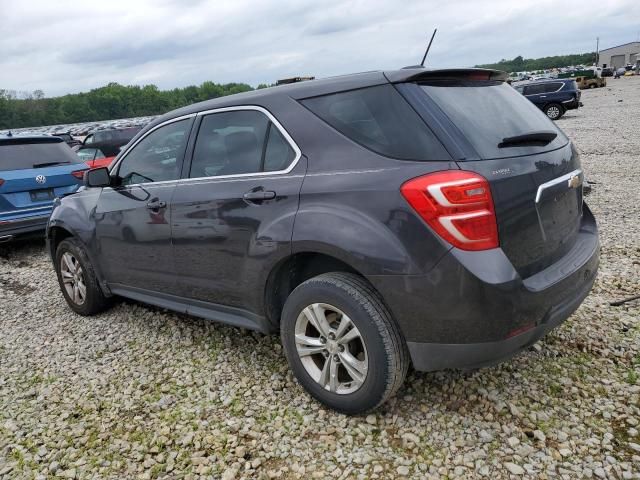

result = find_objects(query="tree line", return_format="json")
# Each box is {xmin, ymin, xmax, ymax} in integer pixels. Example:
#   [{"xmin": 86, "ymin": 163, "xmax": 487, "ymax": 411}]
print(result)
[
  {"xmin": 476, "ymin": 52, "xmax": 597, "ymax": 73},
  {"xmin": 0, "ymin": 81, "xmax": 273, "ymax": 130}
]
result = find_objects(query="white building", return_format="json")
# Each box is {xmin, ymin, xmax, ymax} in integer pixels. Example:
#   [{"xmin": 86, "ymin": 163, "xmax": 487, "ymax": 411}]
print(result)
[{"xmin": 599, "ymin": 41, "xmax": 640, "ymax": 69}]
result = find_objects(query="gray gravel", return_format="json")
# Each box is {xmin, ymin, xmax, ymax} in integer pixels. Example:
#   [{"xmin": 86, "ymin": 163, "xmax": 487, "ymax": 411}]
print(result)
[{"xmin": 1, "ymin": 77, "xmax": 639, "ymax": 479}]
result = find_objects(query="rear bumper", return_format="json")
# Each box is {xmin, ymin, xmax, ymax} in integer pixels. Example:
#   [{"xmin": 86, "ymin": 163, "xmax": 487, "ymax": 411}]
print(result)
[
  {"xmin": 0, "ymin": 214, "xmax": 50, "ymax": 240},
  {"xmin": 368, "ymin": 205, "xmax": 599, "ymax": 371},
  {"xmin": 562, "ymin": 98, "xmax": 580, "ymax": 110},
  {"xmin": 406, "ymin": 264, "xmax": 595, "ymax": 370}
]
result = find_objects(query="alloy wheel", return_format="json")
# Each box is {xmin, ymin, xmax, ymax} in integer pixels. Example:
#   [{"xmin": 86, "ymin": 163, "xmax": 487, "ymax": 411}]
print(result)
[
  {"xmin": 294, "ymin": 303, "xmax": 368, "ymax": 394},
  {"xmin": 547, "ymin": 106, "xmax": 561, "ymax": 119},
  {"xmin": 60, "ymin": 252, "xmax": 87, "ymax": 305}
]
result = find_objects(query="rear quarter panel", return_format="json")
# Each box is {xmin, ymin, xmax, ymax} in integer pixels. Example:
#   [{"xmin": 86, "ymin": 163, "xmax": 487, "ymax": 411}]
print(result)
[{"xmin": 277, "ymin": 98, "xmax": 456, "ymax": 275}]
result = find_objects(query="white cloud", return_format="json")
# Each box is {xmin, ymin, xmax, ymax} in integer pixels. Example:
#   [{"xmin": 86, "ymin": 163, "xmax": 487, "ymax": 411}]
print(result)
[{"xmin": 1, "ymin": 0, "xmax": 638, "ymax": 96}]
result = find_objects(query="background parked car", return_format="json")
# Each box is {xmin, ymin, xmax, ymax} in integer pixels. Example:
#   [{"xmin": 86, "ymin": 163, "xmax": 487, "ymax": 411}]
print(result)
[
  {"xmin": 0, "ymin": 134, "xmax": 87, "ymax": 242},
  {"xmin": 81, "ymin": 127, "xmax": 142, "ymax": 157},
  {"xmin": 514, "ymin": 79, "xmax": 581, "ymax": 119},
  {"xmin": 75, "ymin": 146, "xmax": 116, "ymax": 169},
  {"xmin": 51, "ymin": 131, "xmax": 82, "ymax": 148}
]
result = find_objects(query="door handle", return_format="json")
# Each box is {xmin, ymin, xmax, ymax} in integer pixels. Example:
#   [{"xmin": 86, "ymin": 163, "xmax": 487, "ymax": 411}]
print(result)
[
  {"xmin": 146, "ymin": 199, "xmax": 167, "ymax": 210},
  {"xmin": 243, "ymin": 190, "xmax": 276, "ymax": 202}
]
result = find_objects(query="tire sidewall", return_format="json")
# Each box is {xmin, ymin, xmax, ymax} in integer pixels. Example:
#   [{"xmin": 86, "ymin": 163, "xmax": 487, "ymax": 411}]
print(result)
[
  {"xmin": 55, "ymin": 238, "xmax": 102, "ymax": 315},
  {"xmin": 281, "ymin": 278, "xmax": 393, "ymax": 414}
]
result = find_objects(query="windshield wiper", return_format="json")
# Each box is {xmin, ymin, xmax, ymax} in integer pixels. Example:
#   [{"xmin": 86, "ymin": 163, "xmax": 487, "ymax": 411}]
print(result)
[
  {"xmin": 498, "ymin": 131, "xmax": 557, "ymax": 148},
  {"xmin": 32, "ymin": 161, "xmax": 71, "ymax": 168}
]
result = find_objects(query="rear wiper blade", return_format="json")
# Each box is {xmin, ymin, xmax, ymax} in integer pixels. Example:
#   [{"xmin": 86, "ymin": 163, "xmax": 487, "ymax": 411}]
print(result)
[
  {"xmin": 32, "ymin": 161, "xmax": 70, "ymax": 168},
  {"xmin": 498, "ymin": 131, "xmax": 557, "ymax": 148}
]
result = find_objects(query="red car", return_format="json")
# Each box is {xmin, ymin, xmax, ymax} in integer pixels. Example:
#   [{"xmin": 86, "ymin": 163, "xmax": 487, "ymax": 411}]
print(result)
[{"xmin": 75, "ymin": 147, "xmax": 116, "ymax": 169}]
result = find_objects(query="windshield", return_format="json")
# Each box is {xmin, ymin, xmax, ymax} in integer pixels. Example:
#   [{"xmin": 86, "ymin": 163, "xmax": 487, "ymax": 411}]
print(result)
[
  {"xmin": 419, "ymin": 82, "xmax": 568, "ymax": 159},
  {"xmin": 0, "ymin": 141, "xmax": 83, "ymax": 171}
]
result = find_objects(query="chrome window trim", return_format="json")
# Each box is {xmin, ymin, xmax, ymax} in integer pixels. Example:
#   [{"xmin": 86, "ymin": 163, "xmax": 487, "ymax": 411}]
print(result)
[
  {"xmin": 106, "ymin": 105, "xmax": 301, "ymax": 190},
  {"xmin": 535, "ymin": 168, "xmax": 582, "ymax": 203}
]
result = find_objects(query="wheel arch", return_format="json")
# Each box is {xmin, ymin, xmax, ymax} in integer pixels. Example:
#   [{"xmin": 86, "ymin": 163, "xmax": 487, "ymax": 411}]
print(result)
[
  {"xmin": 47, "ymin": 222, "xmax": 111, "ymax": 297},
  {"xmin": 264, "ymin": 251, "xmax": 373, "ymax": 328}
]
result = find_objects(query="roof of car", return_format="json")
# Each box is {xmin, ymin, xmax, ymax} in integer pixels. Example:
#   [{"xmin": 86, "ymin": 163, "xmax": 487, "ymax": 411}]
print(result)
[
  {"xmin": 145, "ymin": 67, "xmax": 506, "ymax": 131},
  {"xmin": 0, "ymin": 134, "xmax": 64, "ymax": 144}
]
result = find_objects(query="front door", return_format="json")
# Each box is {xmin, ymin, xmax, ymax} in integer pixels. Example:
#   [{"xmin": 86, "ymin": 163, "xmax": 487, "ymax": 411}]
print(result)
[
  {"xmin": 171, "ymin": 108, "xmax": 304, "ymax": 314},
  {"xmin": 95, "ymin": 117, "xmax": 194, "ymax": 293}
]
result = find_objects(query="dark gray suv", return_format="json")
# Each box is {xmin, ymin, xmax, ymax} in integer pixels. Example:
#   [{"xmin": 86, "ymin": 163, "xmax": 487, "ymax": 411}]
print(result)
[{"xmin": 47, "ymin": 68, "xmax": 599, "ymax": 414}]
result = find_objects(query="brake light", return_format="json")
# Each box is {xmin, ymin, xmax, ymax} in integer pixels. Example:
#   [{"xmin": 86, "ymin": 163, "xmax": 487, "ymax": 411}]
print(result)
[
  {"xmin": 0, "ymin": 179, "xmax": 4, "ymax": 187},
  {"xmin": 400, "ymin": 170, "xmax": 499, "ymax": 251},
  {"xmin": 71, "ymin": 170, "xmax": 86, "ymax": 180}
]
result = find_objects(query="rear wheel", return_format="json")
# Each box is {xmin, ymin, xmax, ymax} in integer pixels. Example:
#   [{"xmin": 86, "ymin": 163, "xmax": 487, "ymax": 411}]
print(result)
[
  {"xmin": 544, "ymin": 103, "xmax": 563, "ymax": 120},
  {"xmin": 281, "ymin": 272, "xmax": 409, "ymax": 414},
  {"xmin": 55, "ymin": 238, "xmax": 111, "ymax": 315}
]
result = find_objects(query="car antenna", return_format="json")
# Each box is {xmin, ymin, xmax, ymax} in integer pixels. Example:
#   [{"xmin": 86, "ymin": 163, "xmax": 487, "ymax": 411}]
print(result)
[{"xmin": 420, "ymin": 28, "xmax": 438, "ymax": 67}]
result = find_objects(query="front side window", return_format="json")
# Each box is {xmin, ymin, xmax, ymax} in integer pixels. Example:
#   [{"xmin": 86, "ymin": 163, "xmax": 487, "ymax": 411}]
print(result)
[
  {"xmin": 117, "ymin": 118, "xmax": 191, "ymax": 185},
  {"xmin": 189, "ymin": 110, "xmax": 296, "ymax": 178}
]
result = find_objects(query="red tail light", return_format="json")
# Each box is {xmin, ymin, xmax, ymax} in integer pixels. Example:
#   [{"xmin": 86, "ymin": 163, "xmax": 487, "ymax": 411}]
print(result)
[
  {"xmin": 400, "ymin": 170, "xmax": 499, "ymax": 251},
  {"xmin": 0, "ymin": 179, "xmax": 4, "ymax": 187},
  {"xmin": 71, "ymin": 170, "xmax": 86, "ymax": 180}
]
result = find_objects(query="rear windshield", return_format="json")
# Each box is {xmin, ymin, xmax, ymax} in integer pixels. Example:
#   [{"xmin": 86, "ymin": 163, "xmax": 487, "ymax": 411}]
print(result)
[
  {"xmin": 0, "ymin": 140, "xmax": 82, "ymax": 171},
  {"xmin": 302, "ymin": 85, "xmax": 450, "ymax": 161},
  {"xmin": 419, "ymin": 82, "xmax": 568, "ymax": 159}
]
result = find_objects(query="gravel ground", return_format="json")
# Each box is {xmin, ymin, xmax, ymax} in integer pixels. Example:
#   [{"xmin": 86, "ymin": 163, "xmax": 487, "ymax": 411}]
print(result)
[{"xmin": 1, "ymin": 77, "xmax": 639, "ymax": 480}]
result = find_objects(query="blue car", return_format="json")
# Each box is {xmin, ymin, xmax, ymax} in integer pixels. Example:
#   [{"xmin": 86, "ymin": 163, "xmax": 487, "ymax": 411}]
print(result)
[
  {"xmin": 513, "ymin": 79, "xmax": 581, "ymax": 120},
  {"xmin": 0, "ymin": 134, "xmax": 87, "ymax": 242}
]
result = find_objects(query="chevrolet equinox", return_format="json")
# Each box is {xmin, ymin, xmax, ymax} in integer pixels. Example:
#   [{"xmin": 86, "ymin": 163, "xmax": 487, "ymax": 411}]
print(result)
[{"xmin": 47, "ymin": 68, "xmax": 599, "ymax": 414}]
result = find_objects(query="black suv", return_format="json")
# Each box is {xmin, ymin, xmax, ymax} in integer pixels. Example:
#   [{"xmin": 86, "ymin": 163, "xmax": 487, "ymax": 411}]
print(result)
[
  {"xmin": 81, "ymin": 127, "xmax": 142, "ymax": 157},
  {"xmin": 47, "ymin": 68, "xmax": 599, "ymax": 413},
  {"xmin": 514, "ymin": 79, "xmax": 581, "ymax": 119}
]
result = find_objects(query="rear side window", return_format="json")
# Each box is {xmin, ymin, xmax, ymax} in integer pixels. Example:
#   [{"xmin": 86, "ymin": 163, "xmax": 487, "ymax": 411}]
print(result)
[
  {"xmin": 0, "ymin": 140, "xmax": 82, "ymax": 171},
  {"xmin": 418, "ymin": 82, "xmax": 568, "ymax": 160},
  {"xmin": 302, "ymin": 85, "xmax": 450, "ymax": 161}
]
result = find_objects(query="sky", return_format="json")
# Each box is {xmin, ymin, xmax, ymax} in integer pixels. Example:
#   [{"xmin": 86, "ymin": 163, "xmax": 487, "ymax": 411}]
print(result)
[{"xmin": 1, "ymin": 0, "xmax": 639, "ymax": 97}]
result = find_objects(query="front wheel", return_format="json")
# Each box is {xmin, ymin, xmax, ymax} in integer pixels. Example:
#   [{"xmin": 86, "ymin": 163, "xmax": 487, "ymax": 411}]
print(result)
[
  {"xmin": 544, "ymin": 103, "xmax": 564, "ymax": 120},
  {"xmin": 55, "ymin": 238, "xmax": 111, "ymax": 315},
  {"xmin": 281, "ymin": 272, "xmax": 409, "ymax": 414}
]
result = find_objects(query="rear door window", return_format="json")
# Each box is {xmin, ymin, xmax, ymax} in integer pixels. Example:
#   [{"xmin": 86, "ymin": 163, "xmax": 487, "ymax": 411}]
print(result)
[
  {"xmin": 189, "ymin": 109, "xmax": 298, "ymax": 178},
  {"xmin": 543, "ymin": 83, "xmax": 562, "ymax": 93},
  {"xmin": 523, "ymin": 84, "xmax": 546, "ymax": 95},
  {"xmin": 302, "ymin": 85, "xmax": 450, "ymax": 161},
  {"xmin": 417, "ymin": 82, "xmax": 568, "ymax": 160}
]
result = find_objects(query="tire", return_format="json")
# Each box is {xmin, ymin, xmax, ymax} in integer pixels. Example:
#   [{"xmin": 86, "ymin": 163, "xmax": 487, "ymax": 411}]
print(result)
[
  {"xmin": 281, "ymin": 272, "xmax": 409, "ymax": 414},
  {"xmin": 55, "ymin": 237, "xmax": 111, "ymax": 315},
  {"xmin": 544, "ymin": 103, "xmax": 563, "ymax": 120}
]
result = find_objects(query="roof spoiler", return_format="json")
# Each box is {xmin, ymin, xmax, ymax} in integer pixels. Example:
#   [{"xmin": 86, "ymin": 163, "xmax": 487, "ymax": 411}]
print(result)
[{"xmin": 384, "ymin": 68, "xmax": 508, "ymax": 84}]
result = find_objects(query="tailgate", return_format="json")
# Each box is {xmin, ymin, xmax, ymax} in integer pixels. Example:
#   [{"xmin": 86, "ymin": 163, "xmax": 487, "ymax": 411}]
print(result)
[{"xmin": 459, "ymin": 143, "xmax": 583, "ymax": 278}]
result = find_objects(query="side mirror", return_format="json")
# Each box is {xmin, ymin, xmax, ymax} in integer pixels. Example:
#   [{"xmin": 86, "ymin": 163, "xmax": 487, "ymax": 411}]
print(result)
[{"xmin": 84, "ymin": 167, "xmax": 111, "ymax": 188}]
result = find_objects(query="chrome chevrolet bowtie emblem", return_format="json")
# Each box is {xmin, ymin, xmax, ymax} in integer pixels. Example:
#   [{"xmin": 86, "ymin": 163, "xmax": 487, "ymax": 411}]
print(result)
[
  {"xmin": 35, "ymin": 175, "xmax": 47, "ymax": 184},
  {"xmin": 567, "ymin": 175, "xmax": 581, "ymax": 189}
]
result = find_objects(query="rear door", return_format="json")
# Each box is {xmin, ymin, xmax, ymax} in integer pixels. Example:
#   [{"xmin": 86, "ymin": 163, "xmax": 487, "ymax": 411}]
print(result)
[
  {"xmin": 404, "ymin": 79, "xmax": 583, "ymax": 278},
  {"xmin": 95, "ymin": 117, "xmax": 193, "ymax": 291},
  {"xmin": 171, "ymin": 107, "xmax": 304, "ymax": 312}
]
